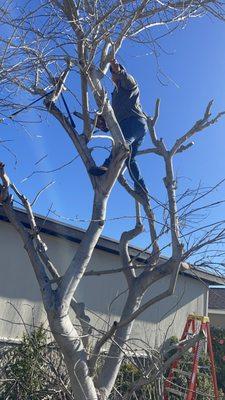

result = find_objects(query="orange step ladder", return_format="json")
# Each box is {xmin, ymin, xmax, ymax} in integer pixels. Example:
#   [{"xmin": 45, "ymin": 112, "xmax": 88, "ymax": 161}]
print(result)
[{"xmin": 164, "ymin": 314, "xmax": 219, "ymax": 400}]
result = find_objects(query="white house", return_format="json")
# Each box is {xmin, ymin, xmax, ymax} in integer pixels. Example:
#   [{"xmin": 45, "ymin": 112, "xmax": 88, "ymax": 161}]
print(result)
[{"xmin": 1, "ymin": 207, "xmax": 225, "ymax": 350}]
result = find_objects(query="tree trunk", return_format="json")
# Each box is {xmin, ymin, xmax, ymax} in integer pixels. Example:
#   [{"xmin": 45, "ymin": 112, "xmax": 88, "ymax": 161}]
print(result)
[
  {"xmin": 48, "ymin": 311, "xmax": 98, "ymax": 400},
  {"xmin": 97, "ymin": 287, "xmax": 143, "ymax": 399}
]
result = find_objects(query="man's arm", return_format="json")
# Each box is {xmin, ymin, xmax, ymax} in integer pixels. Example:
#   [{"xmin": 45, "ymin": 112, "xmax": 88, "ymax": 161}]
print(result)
[{"xmin": 110, "ymin": 59, "xmax": 137, "ymax": 90}]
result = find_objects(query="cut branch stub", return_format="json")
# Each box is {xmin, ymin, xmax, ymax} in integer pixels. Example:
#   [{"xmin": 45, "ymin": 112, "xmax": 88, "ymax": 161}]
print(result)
[{"xmin": 0, "ymin": 162, "xmax": 11, "ymax": 203}]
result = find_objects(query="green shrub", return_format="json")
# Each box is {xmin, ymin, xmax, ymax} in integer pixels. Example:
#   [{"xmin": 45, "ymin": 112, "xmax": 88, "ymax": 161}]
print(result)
[
  {"xmin": 111, "ymin": 361, "xmax": 158, "ymax": 399},
  {"xmin": 211, "ymin": 326, "xmax": 225, "ymax": 393},
  {"xmin": 2, "ymin": 326, "xmax": 224, "ymax": 400},
  {"xmin": 0, "ymin": 326, "xmax": 71, "ymax": 400}
]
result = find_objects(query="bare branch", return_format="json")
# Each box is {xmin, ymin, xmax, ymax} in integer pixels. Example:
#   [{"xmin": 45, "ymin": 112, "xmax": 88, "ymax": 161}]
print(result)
[
  {"xmin": 119, "ymin": 200, "xmax": 144, "ymax": 283},
  {"xmin": 50, "ymin": 58, "xmax": 74, "ymax": 102},
  {"xmin": 44, "ymin": 100, "xmax": 94, "ymax": 170},
  {"xmin": 137, "ymin": 147, "xmax": 160, "ymax": 155},
  {"xmin": 0, "ymin": 164, "xmax": 52, "ymax": 303},
  {"xmin": 123, "ymin": 331, "xmax": 204, "ymax": 399},
  {"xmin": 176, "ymin": 141, "xmax": 194, "ymax": 153},
  {"xmin": 118, "ymin": 174, "xmax": 160, "ymax": 260},
  {"xmin": 171, "ymin": 101, "xmax": 225, "ymax": 155},
  {"xmin": 0, "ymin": 162, "xmax": 11, "ymax": 203},
  {"xmin": 88, "ymin": 321, "xmax": 118, "ymax": 377},
  {"xmin": 115, "ymin": 260, "xmax": 181, "ymax": 331}
]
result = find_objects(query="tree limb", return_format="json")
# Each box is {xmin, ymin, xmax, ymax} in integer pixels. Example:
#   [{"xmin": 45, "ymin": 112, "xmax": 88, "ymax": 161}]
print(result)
[{"xmin": 171, "ymin": 101, "xmax": 225, "ymax": 155}]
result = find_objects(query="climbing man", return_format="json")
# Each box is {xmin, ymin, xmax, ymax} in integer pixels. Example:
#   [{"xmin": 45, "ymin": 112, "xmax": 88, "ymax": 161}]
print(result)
[{"xmin": 89, "ymin": 59, "xmax": 148, "ymax": 198}]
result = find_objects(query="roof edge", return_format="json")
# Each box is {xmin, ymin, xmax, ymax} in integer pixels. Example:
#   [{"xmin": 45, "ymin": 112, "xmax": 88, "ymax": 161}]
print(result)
[{"xmin": 1, "ymin": 206, "xmax": 225, "ymax": 285}]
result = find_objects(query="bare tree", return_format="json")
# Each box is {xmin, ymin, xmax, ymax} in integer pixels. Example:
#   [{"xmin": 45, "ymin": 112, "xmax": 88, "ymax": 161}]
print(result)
[{"xmin": 1, "ymin": 1, "xmax": 225, "ymax": 399}]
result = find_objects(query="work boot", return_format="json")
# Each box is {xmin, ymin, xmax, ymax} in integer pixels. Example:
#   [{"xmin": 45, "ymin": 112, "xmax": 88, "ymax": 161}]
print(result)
[{"xmin": 89, "ymin": 166, "xmax": 108, "ymax": 176}]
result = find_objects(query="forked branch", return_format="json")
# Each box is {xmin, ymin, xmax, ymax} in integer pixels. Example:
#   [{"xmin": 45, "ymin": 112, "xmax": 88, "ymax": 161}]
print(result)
[{"xmin": 171, "ymin": 100, "xmax": 225, "ymax": 155}]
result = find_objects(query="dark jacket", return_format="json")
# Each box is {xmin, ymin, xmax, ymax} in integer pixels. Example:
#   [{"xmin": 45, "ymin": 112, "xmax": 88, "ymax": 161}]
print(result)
[{"xmin": 111, "ymin": 68, "xmax": 146, "ymax": 124}]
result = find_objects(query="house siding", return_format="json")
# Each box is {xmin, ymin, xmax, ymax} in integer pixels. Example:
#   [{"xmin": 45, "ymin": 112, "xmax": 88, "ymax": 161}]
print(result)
[{"xmin": 0, "ymin": 218, "xmax": 208, "ymax": 349}]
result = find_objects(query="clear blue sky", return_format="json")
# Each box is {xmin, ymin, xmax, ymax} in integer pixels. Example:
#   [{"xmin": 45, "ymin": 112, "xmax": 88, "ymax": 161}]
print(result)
[{"xmin": 1, "ymin": 15, "xmax": 225, "ymax": 259}]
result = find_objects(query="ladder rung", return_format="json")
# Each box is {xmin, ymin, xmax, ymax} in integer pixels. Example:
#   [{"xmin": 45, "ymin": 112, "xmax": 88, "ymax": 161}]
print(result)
[
  {"xmin": 166, "ymin": 387, "xmax": 185, "ymax": 396},
  {"xmin": 172, "ymin": 368, "xmax": 191, "ymax": 377}
]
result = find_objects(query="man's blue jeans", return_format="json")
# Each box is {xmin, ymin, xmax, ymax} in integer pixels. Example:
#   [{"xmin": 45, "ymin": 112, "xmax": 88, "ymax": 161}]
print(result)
[{"xmin": 103, "ymin": 116, "xmax": 148, "ymax": 191}]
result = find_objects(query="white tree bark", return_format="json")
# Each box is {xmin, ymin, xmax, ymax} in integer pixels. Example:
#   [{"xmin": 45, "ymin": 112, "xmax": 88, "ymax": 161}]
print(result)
[
  {"xmin": 97, "ymin": 287, "xmax": 143, "ymax": 399},
  {"xmin": 1, "ymin": 1, "xmax": 225, "ymax": 398}
]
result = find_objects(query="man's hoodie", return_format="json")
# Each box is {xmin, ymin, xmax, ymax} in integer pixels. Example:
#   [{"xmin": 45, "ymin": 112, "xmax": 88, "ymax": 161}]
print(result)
[{"xmin": 111, "ymin": 65, "xmax": 146, "ymax": 124}]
